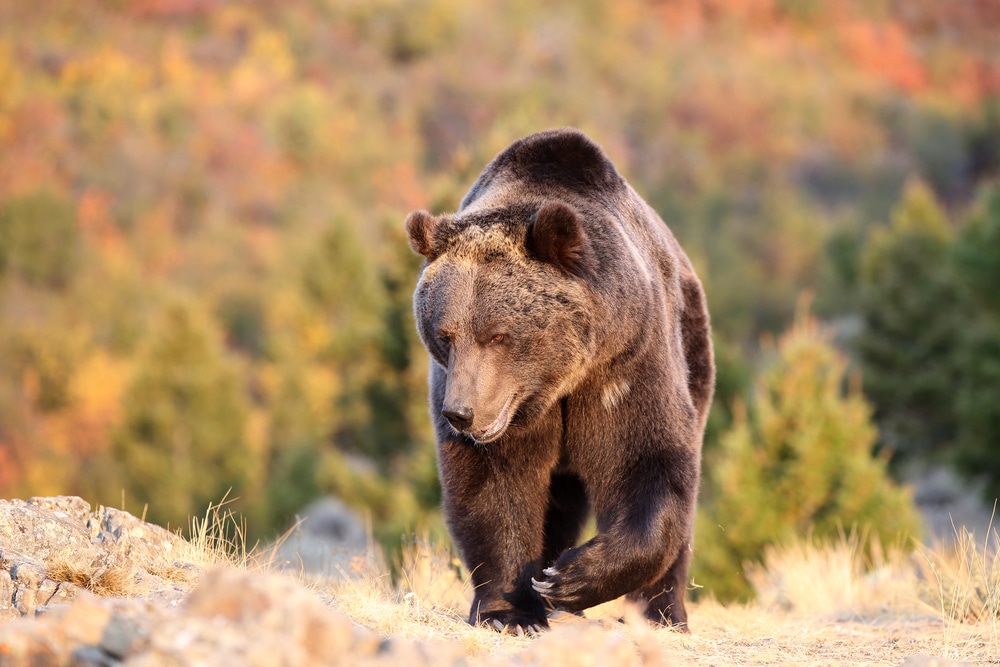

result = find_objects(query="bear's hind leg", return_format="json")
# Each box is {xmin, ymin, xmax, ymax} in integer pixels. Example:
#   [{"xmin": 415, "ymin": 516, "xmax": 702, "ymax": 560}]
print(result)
[
  {"xmin": 626, "ymin": 543, "xmax": 692, "ymax": 631},
  {"xmin": 541, "ymin": 472, "xmax": 589, "ymax": 568}
]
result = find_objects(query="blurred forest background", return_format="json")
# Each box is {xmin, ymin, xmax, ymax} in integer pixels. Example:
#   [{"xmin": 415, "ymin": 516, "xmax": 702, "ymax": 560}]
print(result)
[{"xmin": 1, "ymin": 0, "xmax": 999, "ymax": 602}]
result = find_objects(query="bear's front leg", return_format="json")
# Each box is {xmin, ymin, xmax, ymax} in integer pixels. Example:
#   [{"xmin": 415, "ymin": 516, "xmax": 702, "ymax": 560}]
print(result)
[
  {"xmin": 437, "ymin": 430, "xmax": 559, "ymax": 636},
  {"xmin": 531, "ymin": 444, "xmax": 699, "ymax": 621}
]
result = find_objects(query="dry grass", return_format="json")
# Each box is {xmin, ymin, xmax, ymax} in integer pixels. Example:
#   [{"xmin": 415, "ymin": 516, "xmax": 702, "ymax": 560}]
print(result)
[
  {"xmin": 916, "ymin": 524, "xmax": 1000, "ymax": 624},
  {"xmin": 745, "ymin": 529, "xmax": 930, "ymax": 618},
  {"xmin": 311, "ymin": 524, "xmax": 1000, "ymax": 665},
  {"xmin": 46, "ymin": 560, "xmax": 144, "ymax": 598},
  {"xmin": 320, "ymin": 535, "xmax": 514, "ymax": 655},
  {"xmin": 179, "ymin": 497, "xmax": 256, "ymax": 571}
]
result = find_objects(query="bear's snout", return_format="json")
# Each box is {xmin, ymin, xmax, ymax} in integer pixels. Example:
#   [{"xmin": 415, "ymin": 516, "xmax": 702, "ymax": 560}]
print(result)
[{"xmin": 442, "ymin": 405, "xmax": 474, "ymax": 431}]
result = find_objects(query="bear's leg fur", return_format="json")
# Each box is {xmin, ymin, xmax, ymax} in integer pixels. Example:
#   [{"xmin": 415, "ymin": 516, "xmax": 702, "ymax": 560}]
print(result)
[
  {"xmin": 532, "ymin": 465, "xmax": 696, "ymax": 615},
  {"xmin": 679, "ymin": 273, "xmax": 715, "ymax": 430},
  {"xmin": 530, "ymin": 364, "xmax": 701, "ymax": 621},
  {"xmin": 441, "ymin": 440, "xmax": 548, "ymax": 632},
  {"xmin": 433, "ymin": 367, "xmax": 563, "ymax": 635},
  {"xmin": 439, "ymin": 432, "xmax": 556, "ymax": 634}
]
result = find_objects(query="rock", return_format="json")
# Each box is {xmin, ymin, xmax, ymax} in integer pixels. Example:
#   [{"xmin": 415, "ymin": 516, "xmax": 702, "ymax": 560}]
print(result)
[
  {"xmin": 0, "ymin": 493, "xmax": 400, "ymax": 664},
  {"xmin": 33, "ymin": 603, "xmax": 71, "ymax": 617},
  {"xmin": 0, "ymin": 500, "xmax": 105, "ymax": 576},
  {"xmin": 268, "ymin": 496, "xmax": 369, "ymax": 576},
  {"xmin": 26, "ymin": 496, "xmax": 94, "ymax": 526},
  {"xmin": 100, "ymin": 613, "xmax": 145, "ymax": 659},
  {"xmin": 0, "ymin": 630, "xmax": 62, "ymax": 667},
  {"xmin": 10, "ymin": 561, "xmax": 44, "ymax": 588},
  {"xmin": 61, "ymin": 594, "xmax": 114, "ymax": 645},
  {"xmin": 512, "ymin": 622, "xmax": 640, "ymax": 667},
  {"xmin": 373, "ymin": 637, "xmax": 468, "ymax": 667},
  {"xmin": 10, "ymin": 561, "xmax": 46, "ymax": 616},
  {"xmin": 1, "ymin": 568, "xmax": 14, "ymax": 610},
  {"xmin": 94, "ymin": 506, "xmax": 188, "ymax": 567},
  {"xmin": 0, "ymin": 496, "xmax": 206, "ymax": 621},
  {"xmin": 37, "ymin": 579, "xmax": 80, "ymax": 608},
  {"xmin": 0, "ymin": 494, "xmax": 664, "ymax": 667},
  {"xmin": 184, "ymin": 567, "xmax": 382, "ymax": 664},
  {"xmin": 68, "ymin": 646, "xmax": 117, "ymax": 667},
  {"xmin": 27, "ymin": 638, "xmax": 62, "ymax": 667}
]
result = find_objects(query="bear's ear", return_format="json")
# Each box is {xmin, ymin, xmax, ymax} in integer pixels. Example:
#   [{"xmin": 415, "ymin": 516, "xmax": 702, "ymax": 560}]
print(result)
[
  {"xmin": 526, "ymin": 201, "xmax": 595, "ymax": 277},
  {"xmin": 405, "ymin": 210, "xmax": 441, "ymax": 260}
]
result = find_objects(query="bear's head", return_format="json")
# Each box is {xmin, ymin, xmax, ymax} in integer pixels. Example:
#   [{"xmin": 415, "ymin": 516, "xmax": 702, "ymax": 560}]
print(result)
[{"xmin": 407, "ymin": 201, "xmax": 597, "ymax": 444}]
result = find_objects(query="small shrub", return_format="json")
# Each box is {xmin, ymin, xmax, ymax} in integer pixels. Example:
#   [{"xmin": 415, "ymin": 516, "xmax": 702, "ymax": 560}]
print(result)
[{"xmin": 695, "ymin": 305, "xmax": 923, "ymax": 601}]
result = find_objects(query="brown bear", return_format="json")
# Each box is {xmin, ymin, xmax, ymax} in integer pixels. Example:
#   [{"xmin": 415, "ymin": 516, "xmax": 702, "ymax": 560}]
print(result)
[{"xmin": 405, "ymin": 128, "xmax": 714, "ymax": 635}]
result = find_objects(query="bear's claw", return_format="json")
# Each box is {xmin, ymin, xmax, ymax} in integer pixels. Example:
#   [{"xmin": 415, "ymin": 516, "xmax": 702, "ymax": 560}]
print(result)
[
  {"xmin": 532, "ymin": 567, "xmax": 560, "ymax": 599},
  {"xmin": 530, "ymin": 565, "xmax": 590, "ymax": 608},
  {"xmin": 490, "ymin": 619, "xmax": 543, "ymax": 636},
  {"xmin": 477, "ymin": 610, "xmax": 546, "ymax": 637},
  {"xmin": 530, "ymin": 577, "xmax": 553, "ymax": 592}
]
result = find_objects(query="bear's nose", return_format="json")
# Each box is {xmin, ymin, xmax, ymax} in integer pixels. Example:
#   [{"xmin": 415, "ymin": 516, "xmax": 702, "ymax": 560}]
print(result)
[{"xmin": 442, "ymin": 405, "xmax": 474, "ymax": 431}]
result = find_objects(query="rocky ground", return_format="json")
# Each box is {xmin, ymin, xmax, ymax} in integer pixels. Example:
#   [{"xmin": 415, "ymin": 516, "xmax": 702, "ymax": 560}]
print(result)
[
  {"xmin": 0, "ymin": 496, "xmax": 988, "ymax": 666},
  {"xmin": 0, "ymin": 496, "xmax": 644, "ymax": 666}
]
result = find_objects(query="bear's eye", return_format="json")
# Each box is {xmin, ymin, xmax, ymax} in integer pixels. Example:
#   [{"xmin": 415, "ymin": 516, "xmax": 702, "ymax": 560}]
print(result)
[
  {"xmin": 437, "ymin": 333, "xmax": 452, "ymax": 347},
  {"xmin": 489, "ymin": 333, "xmax": 505, "ymax": 346}
]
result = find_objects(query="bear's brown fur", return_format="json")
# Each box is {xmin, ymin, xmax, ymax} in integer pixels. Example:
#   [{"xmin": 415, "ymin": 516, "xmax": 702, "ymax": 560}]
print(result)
[{"xmin": 406, "ymin": 128, "xmax": 714, "ymax": 635}]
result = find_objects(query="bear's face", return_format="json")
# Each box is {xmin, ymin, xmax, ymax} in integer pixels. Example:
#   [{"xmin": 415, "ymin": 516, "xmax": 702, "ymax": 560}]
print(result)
[{"xmin": 408, "ymin": 202, "xmax": 596, "ymax": 443}]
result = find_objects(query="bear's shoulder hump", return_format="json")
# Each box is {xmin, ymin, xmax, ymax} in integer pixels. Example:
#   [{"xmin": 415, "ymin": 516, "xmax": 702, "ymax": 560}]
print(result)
[{"xmin": 462, "ymin": 129, "xmax": 624, "ymax": 209}]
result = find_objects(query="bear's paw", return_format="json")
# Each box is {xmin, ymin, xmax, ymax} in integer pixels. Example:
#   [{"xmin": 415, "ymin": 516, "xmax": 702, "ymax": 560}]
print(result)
[{"xmin": 474, "ymin": 609, "xmax": 548, "ymax": 637}]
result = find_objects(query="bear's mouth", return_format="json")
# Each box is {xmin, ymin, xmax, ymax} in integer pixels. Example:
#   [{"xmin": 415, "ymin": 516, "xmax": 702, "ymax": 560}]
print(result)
[{"xmin": 471, "ymin": 394, "xmax": 516, "ymax": 443}]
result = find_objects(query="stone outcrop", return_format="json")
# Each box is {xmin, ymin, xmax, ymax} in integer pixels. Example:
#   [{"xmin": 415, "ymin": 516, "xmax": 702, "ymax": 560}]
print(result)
[
  {"xmin": 0, "ymin": 496, "xmax": 193, "ymax": 620},
  {"xmin": 0, "ymin": 569, "xmax": 396, "ymax": 666},
  {"xmin": 0, "ymin": 496, "xmax": 399, "ymax": 665}
]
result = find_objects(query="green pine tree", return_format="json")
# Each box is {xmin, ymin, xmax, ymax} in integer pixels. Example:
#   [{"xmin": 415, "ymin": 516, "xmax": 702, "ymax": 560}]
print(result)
[
  {"xmin": 856, "ymin": 179, "xmax": 962, "ymax": 460},
  {"xmin": 953, "ymin": 183, "xmax": 1000, "ymax": 316},
  {"xmin": 695, "ymin": 307, "xmax": 923, "ymax": 602},
  {"xmin": 112, "ymin": 300, "xmax": 251, "ymax": 529},
  {"xmin": 952, "ymin": 183, "xmax": 1000, "ymax": 500}
]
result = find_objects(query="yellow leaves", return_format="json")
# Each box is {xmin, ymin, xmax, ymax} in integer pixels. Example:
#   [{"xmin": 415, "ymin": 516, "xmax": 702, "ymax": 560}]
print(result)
[
  {"xmin": 160, "ymin": 35, "xmax": 197, "ymax": 90},
  {"xmin": 271, "ymin": 83, "xmax": 340, "ymax": 167},
  {"xmin": 0, "ymin": 40, "xmax": 23, "ymax": 144},
  {"xmin": 69, "ymin": 352, "xmax": 130, "ymax": 452},
  {"xmin": 249, "ymin": 30, "xmax": 296, "ymax": 82},
  {"xmin": 231, "ymin": 29, "xmax": 296, "ymax": 102},
  {"xmin": 268, "ymin": 288, "xmax": 333, "ymax": 358},
  {"xmin": 40, "ymin": 351, "xmax": 129, "ymax": 466},
  {"xmin": 1, "ymin": 333, "xmax": 130, "ymax": 497},
  {"xmin": 862, "ymin": 177, "xmax": 951, "ymax": 286},
  {"xmin": 61, "ymin": 46, "xmax": 152, "ymax": 104},
  {"xmin": 59, "ymin": 45, "xmax": 157, "ymax": 141},
  {"xmin": 260, "ymin": 362, "xmax": 340, "ymax": 430}
]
